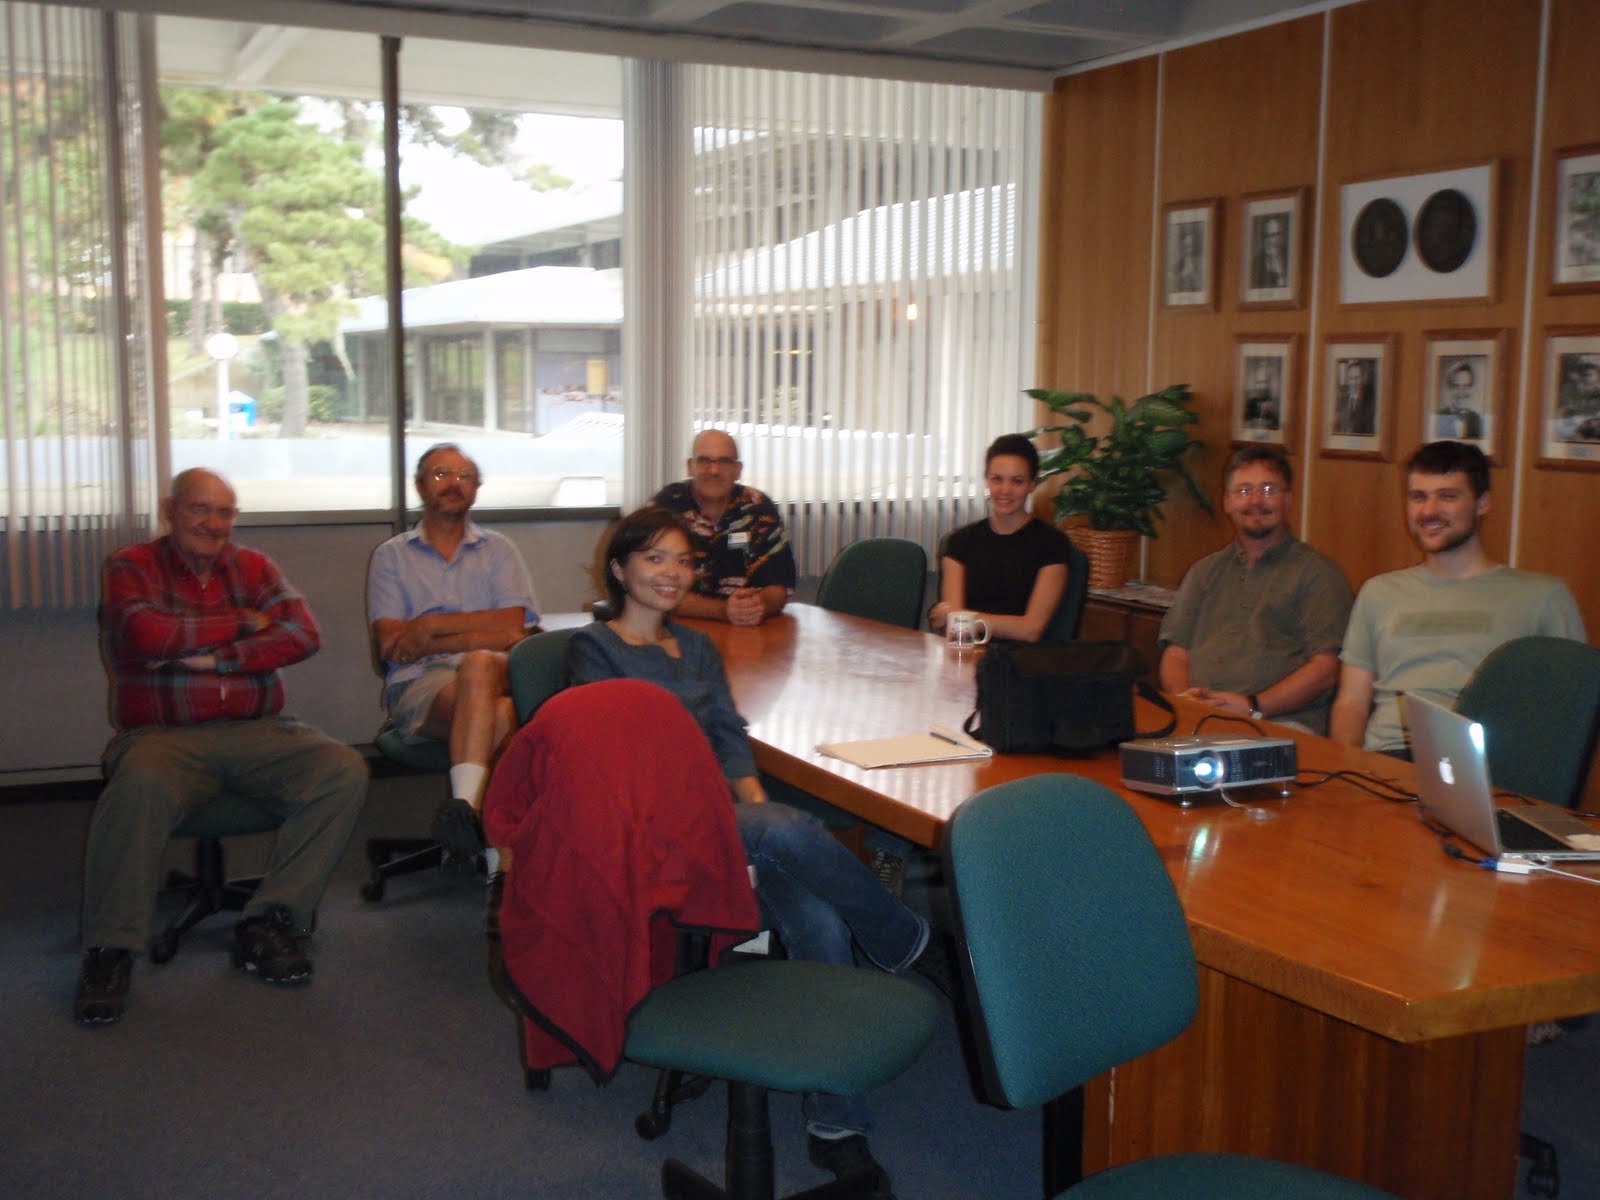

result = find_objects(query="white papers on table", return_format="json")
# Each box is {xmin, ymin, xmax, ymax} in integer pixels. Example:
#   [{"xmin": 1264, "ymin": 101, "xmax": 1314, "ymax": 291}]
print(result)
[{"xmin": 815, "ymin": 725, "xmax": 993, "ymax": 769}]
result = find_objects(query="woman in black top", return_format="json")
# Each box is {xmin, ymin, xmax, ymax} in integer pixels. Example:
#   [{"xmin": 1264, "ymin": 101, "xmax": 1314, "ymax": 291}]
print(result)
[{"xmin": 929, "ymin": 433, "xmax": 1073, "ymax": 643}]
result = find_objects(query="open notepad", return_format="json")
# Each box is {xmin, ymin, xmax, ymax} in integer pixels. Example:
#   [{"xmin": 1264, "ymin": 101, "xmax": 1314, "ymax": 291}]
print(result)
[{"xmin": 816, "ymin": 725, "xmax": 993, "ymax": 769}]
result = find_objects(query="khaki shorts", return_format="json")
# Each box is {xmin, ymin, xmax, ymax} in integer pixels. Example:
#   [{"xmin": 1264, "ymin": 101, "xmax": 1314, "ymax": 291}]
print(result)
[{"xmin": 384, "ymin": 664, "xmax": 458, "ymax": 741}]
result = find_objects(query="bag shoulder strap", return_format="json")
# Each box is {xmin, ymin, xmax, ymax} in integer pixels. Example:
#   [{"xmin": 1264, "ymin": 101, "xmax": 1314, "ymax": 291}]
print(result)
[{"xmin": 1134, "ymin": 679, "xmax": 1176, "ymax": 739}]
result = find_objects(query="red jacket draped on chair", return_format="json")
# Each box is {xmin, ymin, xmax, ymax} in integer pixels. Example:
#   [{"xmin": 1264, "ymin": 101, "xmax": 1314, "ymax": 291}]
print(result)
[{"xmin": 484, "ymin": 678, "xmax": 761, "ymax": 1081}]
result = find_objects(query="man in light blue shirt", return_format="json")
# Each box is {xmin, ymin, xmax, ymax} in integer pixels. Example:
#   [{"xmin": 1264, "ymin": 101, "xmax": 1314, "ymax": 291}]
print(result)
[{"xmin": 368, "ymin": 444, "xmax": 540, "ymax": 857}]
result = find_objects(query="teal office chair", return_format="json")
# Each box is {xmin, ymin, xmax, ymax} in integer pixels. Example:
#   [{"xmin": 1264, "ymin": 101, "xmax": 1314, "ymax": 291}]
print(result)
[
  {"xmin": 1453, "ymin": 635, "xmax": 1600, "ymax": 808},
  {"xmin": 1453, "ymin": 634, "xmax": 1600, "ymax": 1197},
  {"xmin": 508, "ymin": 625, "xmax": 576, "ymax": 723},
  {"xmin": 816, "ymin": 536, "xmax": 929, "ymax": 629},
  {"xmin": 625, "ymin": 960, "xmax": 938, "ymax": 1200},
  {"xmin": 150, "ymin": 794, "xmax": 285, "ymax": 962},
  {"xmin": 945, "ymin": 776, "xmax": 1401, "ymax": 1199},
  {"xmin": 1042, "ymin": 539, "xmax": 1091, "ymax": 644}
]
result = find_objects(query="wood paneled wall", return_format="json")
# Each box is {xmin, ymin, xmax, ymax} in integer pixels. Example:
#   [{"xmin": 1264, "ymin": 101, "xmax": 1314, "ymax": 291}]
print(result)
[{"xmin": 1037, "ymin": 0, "xmax": 1600, "ymax": 634}]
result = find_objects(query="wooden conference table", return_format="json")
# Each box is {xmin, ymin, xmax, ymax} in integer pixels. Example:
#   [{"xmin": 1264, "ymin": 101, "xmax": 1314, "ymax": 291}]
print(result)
[{"xmin": 682, "ymin": 603, "xmax": 1600, "ymax": 1200}]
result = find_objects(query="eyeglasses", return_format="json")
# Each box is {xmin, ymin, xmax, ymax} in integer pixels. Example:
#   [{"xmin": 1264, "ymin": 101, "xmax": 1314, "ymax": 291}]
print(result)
[
  {"xmin": 183, "ymin": 502, "xmax": 238, "ymax": 521},
  {"xmin": 1226, "ymin": 483, "xmax": 1283, "ymax": 499},
  {"xmin": 692, "ymin": 455, "xmax": 739, "ymax": 470},
  {"xmin": 428, "ymin": 468, "xmax": 481, "ymax": 486}
]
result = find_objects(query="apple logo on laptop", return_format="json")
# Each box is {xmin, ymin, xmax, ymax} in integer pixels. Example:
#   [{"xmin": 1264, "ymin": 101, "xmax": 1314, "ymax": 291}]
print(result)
[{"xmin": 1438, "ymin": 756, "xmax": 1455, "ymax": 786}]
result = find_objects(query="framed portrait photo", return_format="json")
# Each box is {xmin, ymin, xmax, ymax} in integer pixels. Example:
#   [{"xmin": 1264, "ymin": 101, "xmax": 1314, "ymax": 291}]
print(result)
[
  {"xmin": 1538, "ymin": 328, "xmax": 1600, "ymax": 469},
  {"xmin": 1162, "ymin": 198, "xmax": 1220, "ymax": 310},
  {"xmin": 1551, "ymin": 144, "xmax": 1600, "ymax": 291},
  {"xmin": 1233, "ymin": 335, "xmax": 1297, "ymax": 446},
  {"xmin": 1239, "ymin": 188, "xmax": 1306, "ymax": 308},
  {"xmin": 1422, "ymin": 329, "xmax": 1506, "ymax": 463},
  {"xmin": 1321, "ymin": 335, "xmax": 1395, "ymax": 460}
]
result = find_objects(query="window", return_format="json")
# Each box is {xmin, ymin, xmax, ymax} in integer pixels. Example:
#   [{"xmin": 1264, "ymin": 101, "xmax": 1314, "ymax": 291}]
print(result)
[
  {"xmin": 1, "ymin": 4, "xmax": 157, "ymax": 609},
  {"xmin": 687, "ymin": 67, "xmax": 1037, "ymax": 573},
  {"xmin": 156, "ymin": 17, "xmax": 625, "ymax": 514}
]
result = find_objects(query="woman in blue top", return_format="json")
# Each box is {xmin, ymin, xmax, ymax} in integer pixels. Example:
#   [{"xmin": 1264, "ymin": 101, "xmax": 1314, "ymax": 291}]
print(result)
[
  {"xmin": 928, "ymin": 433, "xmax": 1073, "ymax": 643},
  {"xmin": 568, "ymin": 506, "xmax": 938, "ymax": 1181}
]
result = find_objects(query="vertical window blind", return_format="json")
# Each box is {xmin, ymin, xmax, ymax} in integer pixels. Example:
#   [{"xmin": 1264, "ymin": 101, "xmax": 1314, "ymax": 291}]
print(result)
[
  {"xmin": 1, "ymin": 3, "xmax": 156, "ymax": 610},
  {"xmin": 686, "ymin": 65, "xmax": 1038, "ymax": 576}
]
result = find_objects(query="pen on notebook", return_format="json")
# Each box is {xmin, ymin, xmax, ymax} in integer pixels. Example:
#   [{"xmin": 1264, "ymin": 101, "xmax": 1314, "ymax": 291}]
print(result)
[{"xmin": 929, "ymin": 728, "xmax": 968, "ymax": 747}]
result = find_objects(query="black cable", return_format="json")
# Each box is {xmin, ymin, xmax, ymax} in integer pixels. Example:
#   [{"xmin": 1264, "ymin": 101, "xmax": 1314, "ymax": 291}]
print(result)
[{"xmin": 1293, "ymin": 768, "xmax": 1416, "ymax": 803}]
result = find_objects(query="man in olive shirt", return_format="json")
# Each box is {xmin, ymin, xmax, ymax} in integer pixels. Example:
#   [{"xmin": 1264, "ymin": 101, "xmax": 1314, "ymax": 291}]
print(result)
[{"xmin": 1158, "ymin": 446, "xmax": 1352, "ymax": 733}]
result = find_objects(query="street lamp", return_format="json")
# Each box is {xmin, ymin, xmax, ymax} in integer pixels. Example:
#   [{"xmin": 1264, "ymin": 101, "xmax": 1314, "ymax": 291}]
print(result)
[{"xmin": 204, "ymin": 331, "xmax": 239, "ymax": 441}]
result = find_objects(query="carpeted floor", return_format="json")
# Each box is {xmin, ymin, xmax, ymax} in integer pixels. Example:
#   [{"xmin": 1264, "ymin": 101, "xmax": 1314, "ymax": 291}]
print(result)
[
  {"xmin": 1, "ymin": 778, "xmax": 1592, "ymax": 1199},
  {"xmin": 0, "ymin": 779, "xmax": 1034, "ymax": 1200}
]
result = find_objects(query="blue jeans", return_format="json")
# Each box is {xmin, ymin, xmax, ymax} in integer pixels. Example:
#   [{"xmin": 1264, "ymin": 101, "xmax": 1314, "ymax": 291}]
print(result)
[{"xmin": 735, "ymin": 801, "xmax": 928, "ymax": 1136}]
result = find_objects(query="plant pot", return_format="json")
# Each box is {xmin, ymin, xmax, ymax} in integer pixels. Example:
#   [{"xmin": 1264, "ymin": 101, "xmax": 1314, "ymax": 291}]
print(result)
[{"xmin": 1065, "ymin": 527, "xmax": 1140, "ymax": 590}]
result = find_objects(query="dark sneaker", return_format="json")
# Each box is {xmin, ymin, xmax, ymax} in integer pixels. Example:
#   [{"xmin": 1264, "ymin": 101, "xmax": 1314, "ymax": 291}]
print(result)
[
  {"xmin": 75, "ymin": 947, "xmax": 132, "ymax": 1027},
  {"xmin": 807, "ymin": 1133, "xmax": 893, "ymax": 1198},
  {"xmin": 432, "ymin": 797, "xmax": 486, "ymax": 864},
  {"xmin": 231, "ymin": 906, "xmax": 312, "ymax": 986},
  {"xmin": 868, "ymin": 849, "xmax": 905, "ymax": 898}
]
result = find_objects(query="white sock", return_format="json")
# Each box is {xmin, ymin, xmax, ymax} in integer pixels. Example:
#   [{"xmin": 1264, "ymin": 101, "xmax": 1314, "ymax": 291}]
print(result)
[{"xmin": 449, "ymin": 762, "xmax": 488, "ymax": 810}]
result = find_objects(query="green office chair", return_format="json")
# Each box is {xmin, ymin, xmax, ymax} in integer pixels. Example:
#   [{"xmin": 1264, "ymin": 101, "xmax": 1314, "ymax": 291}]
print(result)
[
  {"xmin": 945, "ymin": 776, "xmax": 1401, "ymax": 1199},
  {"xmin": 1042, "ymin": 539, "xmax": 1091, "ymax": 644},
  {"xmin": 508, "ymin": 625, "xmax": 576, "ymax": 723},
  {"xmin": 150, "ymin": 794, "xmax": 284, "ymax": 963},
  {"xmin": 816, "ymin": 536, "xmax": 929, "ymax": 629},
  {"xmin": 625, "ymin": 959, "xmax": 938, "ymax": 1200},
  {"xmin": 1453, "ymin": 635, "xmax": 1600, "ymax": 808}
]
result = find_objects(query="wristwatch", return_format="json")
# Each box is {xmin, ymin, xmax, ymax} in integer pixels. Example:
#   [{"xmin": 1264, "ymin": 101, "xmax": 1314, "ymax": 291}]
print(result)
[{"xmin": 1247, "ymin": 694, "xmax": 1264, "ymax": 720}]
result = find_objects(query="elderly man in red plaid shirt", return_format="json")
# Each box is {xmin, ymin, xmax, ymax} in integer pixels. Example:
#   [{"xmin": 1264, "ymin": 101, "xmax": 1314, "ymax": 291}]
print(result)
[{"xmin": 75, "ymin": 468, "xmax": 367, "ymax": 1027}]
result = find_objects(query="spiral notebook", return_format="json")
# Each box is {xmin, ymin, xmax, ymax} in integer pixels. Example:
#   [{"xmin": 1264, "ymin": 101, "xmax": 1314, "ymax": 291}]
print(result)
[{"xmin": 816, "ymin": 725, "xmax": 993, "ymax": 769}]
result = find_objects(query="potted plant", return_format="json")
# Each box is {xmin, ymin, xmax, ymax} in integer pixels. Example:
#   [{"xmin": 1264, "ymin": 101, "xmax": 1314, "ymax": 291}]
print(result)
[{"xmin": 1027, "ymin": 383, "xmax": 1213, "ymax": 589}]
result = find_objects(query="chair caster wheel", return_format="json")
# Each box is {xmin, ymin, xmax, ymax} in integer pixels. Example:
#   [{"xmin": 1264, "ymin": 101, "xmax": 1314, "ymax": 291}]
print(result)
[
  {"xmin": 360, "ymin": 878, "xmax": 385, "ymax": 902},
  {"xmin": 524, "ymin": 1067, "xmax": 551, "ymax": 1091},
  {"xmin": 635, "ymin": 1108, "xmax": 671, "ymax": 1140},
  {"xmin": 149, "ymin": 933, "xmax": 177, "ymax": 964}
]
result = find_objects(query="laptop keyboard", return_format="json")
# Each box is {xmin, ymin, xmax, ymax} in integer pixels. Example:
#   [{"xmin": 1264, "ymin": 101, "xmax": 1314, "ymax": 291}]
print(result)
[{"xmin": 1494, "ymin": 809, "xmax": 1571, "ymax": 853}]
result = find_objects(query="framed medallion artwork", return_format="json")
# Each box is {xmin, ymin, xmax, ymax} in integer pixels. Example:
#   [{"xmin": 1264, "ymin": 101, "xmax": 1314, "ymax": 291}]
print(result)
[
  {"xmin": 1339, "ymin": 163, "xmax": 1497, "ymax": 304},
  {"xmin": 1422, "ymin": 330, "xmax": 1506, "ymax": 463},
  {"xmin": 1162, "ymin": 199, "xmax": 1220, "ymax": 310},
  {"xmin": 1322, "ymin": 335, "xmax": 1395, "ymax": 460},
  {"xmin": 1551, "ymin": 145, "xmax": 1600, "ymax": 292},
  {"xmin": 1539, "ymin": 328, "xmax": 1600, "ymax": 469},
  {"xmin": 1233, "ymin": 335, "xmax": 1297, "ymax": 447}
]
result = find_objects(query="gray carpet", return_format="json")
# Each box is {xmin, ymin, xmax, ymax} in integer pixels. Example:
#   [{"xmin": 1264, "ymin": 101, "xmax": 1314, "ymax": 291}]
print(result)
[
  {"xmin": 2, "ymin": 778, "xmax": 1592, "ymax": 1199},
  {"xmin": 0, "ymin": 778, "xmax": 1034, "ymax": 1200}
]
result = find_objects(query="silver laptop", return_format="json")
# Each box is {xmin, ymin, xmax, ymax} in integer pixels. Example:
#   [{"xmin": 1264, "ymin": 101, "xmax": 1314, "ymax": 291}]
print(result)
[{"xmin": 1402, "ymin": 692, "xmax": 1600, "ymax": 862}]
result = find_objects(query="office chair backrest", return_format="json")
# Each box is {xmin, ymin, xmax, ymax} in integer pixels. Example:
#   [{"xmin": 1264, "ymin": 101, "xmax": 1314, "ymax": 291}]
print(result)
[
  {"xmin": 1042, "ymin": 538, "xmax": 1091, "ymax": 644},
  {"xmin": 816, "ymin": 536, "xmax": 929, "ymax": 629},
  {"xmin": 1454, "ymin": 635, "xmax": 1600, "ymax": 808},
  {"xmin": 946, "ymin": 775, "xmax": 1198, "ymax": 1108},
  {"xmin": 509, "ymin": 626, "xmax": 577, "ymax": 725}
]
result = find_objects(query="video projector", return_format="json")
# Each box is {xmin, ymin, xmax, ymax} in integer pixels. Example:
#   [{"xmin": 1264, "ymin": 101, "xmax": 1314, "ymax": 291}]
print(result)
[{"xmin": 1120, "ymin": 734, "xmax": 1297, "ymax": 804}]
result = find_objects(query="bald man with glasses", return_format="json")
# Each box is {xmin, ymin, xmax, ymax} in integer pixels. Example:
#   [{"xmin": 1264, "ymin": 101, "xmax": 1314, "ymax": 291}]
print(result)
[
  {"xmin": 1157, "ymin": 445, "xmax": 1353, "ymax": 733},
  {"xmin": 651, "ymin": 429, "xmax": 796, "ymax": 626}
]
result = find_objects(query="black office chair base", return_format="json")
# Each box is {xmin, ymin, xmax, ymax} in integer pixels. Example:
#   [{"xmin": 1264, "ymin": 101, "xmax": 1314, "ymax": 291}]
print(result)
[
  {"xmin": 637, "ymin": 1068, "xmax": 715, "ymax": 1139},
  {"xmin": 1520, "ymin": 1132, "xmax": 1559, "ymax": 1197},
  {"xmin": 150, "ymin": 837, "xmax": 262, "ymax": 963},
  {"xmin": 360, "ymin": 836, "xmax": 482, "ymax": 901},
  {"xmin": 656, "ymin": 1081, "xmax": 886, "ymax": 1200}
]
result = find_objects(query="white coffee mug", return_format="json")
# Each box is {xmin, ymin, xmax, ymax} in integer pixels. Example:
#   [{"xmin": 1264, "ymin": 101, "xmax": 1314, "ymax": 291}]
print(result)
[{"xmin": 946, "ymin": 610, "xmax": 991, "ymax": 649}]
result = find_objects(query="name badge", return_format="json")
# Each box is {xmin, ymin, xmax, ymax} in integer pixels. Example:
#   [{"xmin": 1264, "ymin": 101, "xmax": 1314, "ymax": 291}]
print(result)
[{"xmin": 729, "ymin": 531, "xmax": 750, "ymax": 548}]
